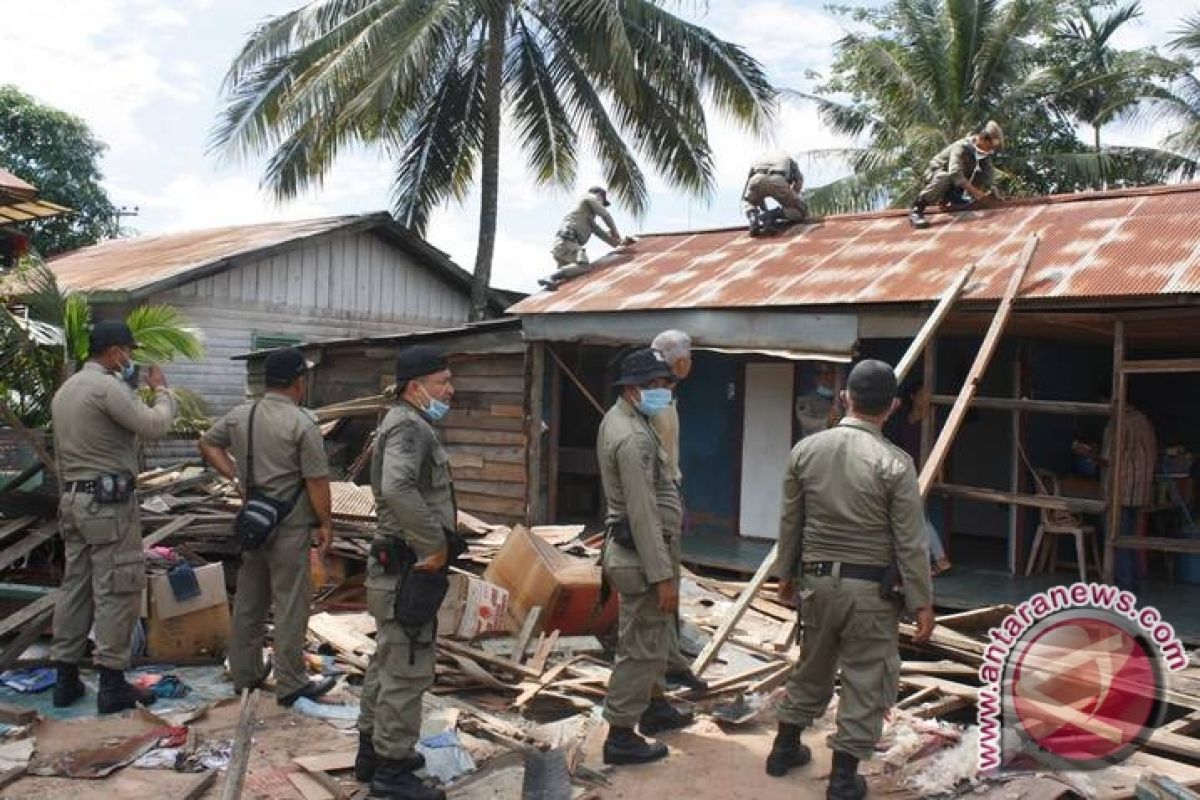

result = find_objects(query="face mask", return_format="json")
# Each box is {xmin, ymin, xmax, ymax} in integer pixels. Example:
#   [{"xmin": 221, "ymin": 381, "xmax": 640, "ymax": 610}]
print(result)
[
  {"xmin": 816, "ymin": 385, "xmax": 834, "ymax": 399},
  {"xmin": 636, "ymin": 387, "xmax": 673, "ymax": 417},
  {"xmin": 419, "ymin": 384, "xmax": 450, "ymax": 422},
  {"xmin": 118, "ymin": 352, "xmax": 136, "ymax": 382}
]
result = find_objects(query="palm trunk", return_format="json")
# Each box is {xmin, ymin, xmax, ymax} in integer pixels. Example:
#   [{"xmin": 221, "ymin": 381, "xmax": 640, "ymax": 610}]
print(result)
[
  {"xmin": 470, "ymin": 2, "xmax": 508, "ymax": 322},
  {"xmin": 1094, "ymin": 124, "xmax": 1105, "ymax": 190}
]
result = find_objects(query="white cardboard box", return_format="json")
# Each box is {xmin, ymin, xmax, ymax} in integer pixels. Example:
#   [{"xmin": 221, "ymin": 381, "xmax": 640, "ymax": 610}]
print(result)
[
  {"xmin": 438, "ymin": 574, "xmax": 509, "ymax": 639},
  {"xmin": 146, "ymin": 562, "xmax": 226, "ymax": 620}
]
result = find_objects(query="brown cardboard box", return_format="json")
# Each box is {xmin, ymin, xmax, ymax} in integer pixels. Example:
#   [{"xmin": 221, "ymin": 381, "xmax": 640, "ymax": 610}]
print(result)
[
  {"xmin": 147, "ymin": 563, "xmax": 226, "ymax": 620},
  {"xmin": 483, "ymin": 526, "xmax": 618, "ymax": 635},
  {"xmin": 438, "ymin": 574, "xmax": 510, "ymax": 639},
  {"xmin": 145, "ymin": 603, "xmax": 231, "ymax": 660}
]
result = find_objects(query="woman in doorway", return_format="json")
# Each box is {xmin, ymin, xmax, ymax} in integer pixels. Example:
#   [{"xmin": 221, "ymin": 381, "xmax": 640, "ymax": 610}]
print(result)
[{"xmin": 886, "ymin": 380, "xmax": 952, "ymax": 576}]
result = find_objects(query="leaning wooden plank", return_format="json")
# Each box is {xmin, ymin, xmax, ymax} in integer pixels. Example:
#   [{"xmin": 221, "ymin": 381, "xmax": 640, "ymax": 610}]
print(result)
[
  {"xmin": 918, "ymin": 236, "xmax": 1038, "ymax": 497},
  {"xmin": 0, "ymin": 592, "xmax": 56, "ymax": 639},
  {"xmin": 894, "ymin": 263, "xmax": 976, "ymax": 383},
  {"xmin": 0, "ymin": 607, "xmax": 53, "ymax": 671},
  {"xmin": 438, "ymin": 638, "xmax": 542, "ymax": 681},
  {"xmin": 0, "ymin": 524, "xmax": 56, "ymax": 572},
  {"xmin": 772, "ymin": 619, "xmax": 798, "ymax": 653},
  {"xmin": 220, "ymin": 689, "xmax": 261, "ymax": 800},
  {"xmin": 898, "ymin": 674, "xmax": 980, "ymax": 701},
  {"xmin": 691, "ymin": 550, "xmax": 777, "ymax": 675},
  {"xmin": 512, "ymin": 606, "xmax": 543, "ymax": 664},
  {"xmin": 179, "ymin": 770, "xmax": 218, "ymax": 800},
  {"xmin": 0, "ymin": 516, "xmax": 36, "ymax": 546},
  {"xmin": 141, "ymin": 514, "xmax": 198, "ymax": 549},
  {"xmin": 0, "ymin": 766, "xmax": 27, "ymax": 792},
  {"xmin": 527, "ymin": 630, "xmax": 560, "ymax": 676}
]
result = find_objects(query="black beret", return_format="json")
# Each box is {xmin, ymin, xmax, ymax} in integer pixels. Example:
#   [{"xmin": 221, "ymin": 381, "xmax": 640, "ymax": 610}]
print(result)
[
  {"xmin": 263, "ymin": 347, "xmax": 312, "ymax": 385},
  {"xmin": 614, "ymin": 347, "xmax": 674, "ymax": 386},
  {"xmin": 395, "ymin": 345, "xmax": 449, "ymax": 385}
]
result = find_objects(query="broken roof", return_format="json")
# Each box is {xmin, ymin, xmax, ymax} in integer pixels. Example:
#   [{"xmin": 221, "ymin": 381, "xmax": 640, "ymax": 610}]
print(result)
[{"xmin": 509, "ymin": 183, "xmax": 1200, "ymax": 316}]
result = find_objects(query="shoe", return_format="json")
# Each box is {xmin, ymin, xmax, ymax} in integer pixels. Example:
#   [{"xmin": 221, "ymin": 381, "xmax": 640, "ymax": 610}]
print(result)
[
  {"xmin": 355, "ymin": 735, "xmax": 425, "ymax": 783},
  {"xmin": 278, "ymin": 676, "xmax": 338, "ymax": 707},
  {"xmin": 603, "ymin": 726, "xmax": 669, "ymax": 765},
  {"xmin": 765, "ymin": 722, "xmax": 811, "ymax": 777},
  {"xmin": 827, "ymin": 750, "xmax": 867, "ymax": 800},
  {"xmin": 537, "ymin": 278, "xmax": 561, "ymax": 291},
  {"xmin": 97, "ymin": 666, "xmax": 156, "ymax": 714},
  {"xmin": 234, "ymin": 657, "xmax": 274, "ymax": 693},
  {"xmin": 666, "ymin": 668, "xmax": 708, "ymax": 695},
  {"xmin": 52, "ymin": 662, "xmax": 86, "ymax": 708},
  {"xmin": 369, "ymin": 756, "xmax": 445, "ymax": 799},
  {"xmin": 747, "ymin": 209, "xmax": 764, "ymax": 237},
  {"xmin": 639, "ymin": 698, "xmax": 695, "ymax": 736},
  {"xmin": 908, "ymin": 207, "xmax": 930, "ymax": 229}
]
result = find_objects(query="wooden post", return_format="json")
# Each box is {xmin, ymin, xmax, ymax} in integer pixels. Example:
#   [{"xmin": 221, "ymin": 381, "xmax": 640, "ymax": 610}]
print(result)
[
  {"xmin": 921, "ymin": 336, "xmax": 937, "ymax": 469},
  {"xmin": 1008, "ymin": 345, "xmax": 1027, "ymax": 575},
  {"xmin": 895, "ymin": 264, "xmax": 975, "ymax": 383},
  {"xmin": 1105, "ymin": 320, "xmax": 1126, "ymax": 584},
  {"xmin": 220, "ymin": 689, "xmax": 260, "ymax": 800},
  {"xmin": 918, "ymin": 236, "xmax": 1039, "ymax": 497},
  {"xmin": 526, "ymin": 343, "xmax": 546, "ymax": 524},
  {"xmin": 547, "ymin": 346, "xmax": 604, "ymax": 416},
  {"xmin": 547, "ymin": 353, "xmax": 562, "ymax": 523}
]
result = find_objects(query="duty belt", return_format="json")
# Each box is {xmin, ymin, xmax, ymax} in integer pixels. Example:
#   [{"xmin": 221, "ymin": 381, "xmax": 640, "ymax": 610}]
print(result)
[
  {"xmin": 752, "ymin": 168, "xmax": 791, "ymax": 177},
  {"xmin": 65, "ymin": 480, "xmax": 98, "ymax": 494},
  {"xmin": 802, "ymin": 561, "xmax": 887, "ymax": 582}
]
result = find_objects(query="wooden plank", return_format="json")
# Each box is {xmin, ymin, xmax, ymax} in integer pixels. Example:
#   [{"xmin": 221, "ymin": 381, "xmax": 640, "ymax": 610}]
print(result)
[
  {"xmin": 0, "ymin": 516, "xmax": 36, "ymax": 546},
  {"xmin": 896, "ymin": 686, "xmax": 939, "ymax": 710},
  {"xmin": 933, "ymin": 483, "xmax": 1106, "ymax": 515},
  {"xmin": 1105, "ymin": 319, "xmax": 1126, "ymax": 584},
  {"xmin": 527, "ymin": 630, "xmax": 560, "ymax": 676},
  {"xmin": 1112, "ymin": 536, "xmax": 1200, "ymax": 554},
  {"xmin": 0, "ymin": 699, "xmax": 37, "ymax": 724},
  {"xmin": 445, "ymin": 411, "xmax": 525, "ymax": 432},
  {"xmin": 1162, "ymin": 712, "xmax": 1200, "ymax": 737},
  {"xmin": 451, "ymin": 375, "xmax": 525, "ymax": 393},
  {"xmin": 546, "ymin": 347, "xmax": 605, "ymax": 416},
  {"xmin": 895, "ymin": 263, "xmax": 974, "ymax": 382},
  {"xmin": 294, "ymin": 751, "xmax": 357, "ymax": 773},
  {"xmin": 900, "ymin": 661, "xmax": 980, "ymax": 678},
  {"xmin": 1122, "ymin": 358, "xmax": 1200, "ymax": 375},
  {"xmin": 179, "ymin": 770, "xmax": 217, "ymax": 800},
  {"xmin": 451, "ymin": 461, "xmax": 527, "ymax": 483},
  {"xmin": 898, "ymin": 674, "xmax": 980, "ymax": 701},
  {"xmin": 526, "ymin": 341, "xmax": 545, "ymax": 523},
  {"xmin": 918, "ymin": 236, "xmax": 1038, "ymax": 497},
  {"xmin": 512, "ymin": 606, "xmax": 543, "ymax": 664},
  {"xmin": 438, "ymin": 638, "xmax": 542, "ymax": 681},
  {"xmin": 141, "ymin": 514, "xmax": 198, "ymax": 549},
  {"xmin": 441, "ymin": 428, "xmax": 525, "ymax": 447},
  {"xmin": 455, "ymin": 492, "xmax": 526, "ymax": 518},
  {"xmin": 912, "ymin": 695, "xmax": 969, "ymax": 720},
  {"xmin": 691, "ymin": 548, "xmax": 777, "ymax": 675},
  {"xmin": 220, "ymin": 689, "xmax": 261, "ymax": 800},
  {"xmin": 0, "ymin": 766, "xmax": 27, "ymax": 792},
  {"xmin": 1145, "ymin": 727, "xmax": 1200, "ymax": 762},
  {"xmin": 493, "ymin": 403, "xmax": 525, "ymax": 419},
  {"xmin": 929, "ymin": 394, "xmax": 1111, "ymax": 415},
  {"xmin": 453, "ymin": 479, "xmax": 527, "ymax": 499},
  {"xmin": 772, "ymin": 619, "xmax": 798, "ymax": 653},
  {"xmin": 0, "ymin": 592, "xmax": 56, "ymax": 639},
  {"xmin": 288, "ymin": 771, "xmax": 335, "ymax": 800},
  {"xmin": 921, "ymin": 335, "xmax": 937, "ymax": 467},
  {"xmin": 0, "ymin": 606, "xmax": 52, "ymax": 670},
  {"xmin": 0, "ymin": 524, "xmax": 56, "ymax": 572}
]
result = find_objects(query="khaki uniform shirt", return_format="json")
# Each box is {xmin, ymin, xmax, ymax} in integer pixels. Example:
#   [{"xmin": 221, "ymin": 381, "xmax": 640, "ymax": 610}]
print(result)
[
  {"xmin": 597, "ymin": 397, "xmax": 681, "ymax": 585},
  {"xmin": 202, "ymin": 392, "xmax": 329, "ymax": 526},
  {"xmin": 1102, "ymin": 407, "xmax": 1158, "ymax": 508},
  {"xmin": 52, "ymin": 361, "xmax": 176, "ymax": 481},
  {"xmin": 750, "ymin": 151, "xmax": 803, "ymax": 188},
  {"xmin": 650, "ymin": 401, "xmax": 682, "ymax": 485},
  {"xmin": 559, "ymin": 195, "xmax": 620, "ymax": 248},
  {"xmin": 929, "ymin": 138, "xmax": 994, "ymax": 189},
  {"xmin": 774, "ymin": 417, "xmax": 932, "ymax": 611},
  {"xmin": 371, "ymin": 401, "xmax": 455, "ymax": 558}
]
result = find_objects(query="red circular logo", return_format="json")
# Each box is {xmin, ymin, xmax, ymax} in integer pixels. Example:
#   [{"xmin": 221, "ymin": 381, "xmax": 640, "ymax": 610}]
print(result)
[{"xmin": 1007, "ymin": 610, "xmax": 1163, "ymax": 767}]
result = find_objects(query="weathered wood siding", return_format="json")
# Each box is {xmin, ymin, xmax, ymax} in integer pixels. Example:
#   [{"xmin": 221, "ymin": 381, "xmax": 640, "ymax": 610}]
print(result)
[{"xmin": 150, "ymin": 229, "xmax": 471, "ymax": 418}]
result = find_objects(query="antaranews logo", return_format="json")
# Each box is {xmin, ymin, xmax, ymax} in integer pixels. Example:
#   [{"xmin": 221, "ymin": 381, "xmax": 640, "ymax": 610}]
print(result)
[{"xmin": 977, "ymin": 582, "xmax": 1188, "ymax": 773}]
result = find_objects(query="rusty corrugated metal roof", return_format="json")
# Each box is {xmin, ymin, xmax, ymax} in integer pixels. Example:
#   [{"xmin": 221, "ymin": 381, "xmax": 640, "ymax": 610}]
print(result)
[
  {"xmin": 41, "ymin": 215, "xmax": 367, "ymax": 294},
  {"xmin": 509, "ymin": 183, "xmax": 1200, "ymax": 315}
]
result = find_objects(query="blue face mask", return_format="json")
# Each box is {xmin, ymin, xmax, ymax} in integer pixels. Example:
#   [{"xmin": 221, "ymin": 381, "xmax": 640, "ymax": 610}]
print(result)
[
  {"xmin": 119, "ymin": 353, "xmax": 136, "ymax": 382},
  {"xmin": 636, "ymin": 387, "xmax": 673, "ymax": 417},
  {"xmin": 420, "ymin": 385, "xmax": 450, "ymax": 422}
]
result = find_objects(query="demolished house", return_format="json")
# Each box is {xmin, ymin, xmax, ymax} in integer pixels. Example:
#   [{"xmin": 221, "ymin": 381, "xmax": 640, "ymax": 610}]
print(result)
[{"xmin": 2, "ymin": 183, "xmax": 1200, "ymax": 798}]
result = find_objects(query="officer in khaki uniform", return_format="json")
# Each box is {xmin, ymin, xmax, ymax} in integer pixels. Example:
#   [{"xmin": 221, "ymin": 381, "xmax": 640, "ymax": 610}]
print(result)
[
  {"xmin": 540, "ymin": 186, "xmax": 633, "ymax": 289},
  {"xmin": 356, "ymin": 346, "xmax": 455, "ymax": 800},
  {"xmin": 50, "ymin": 321, "xmax": 176, "ymax": 714},
  {"xmin": 598, "ymin": 348, "xmax": 693, "ymax": 766},
  {"xmin": 743, "ymin": 151, "xmax": 807, "ymax": 235},
  {"xmin": 199, "ymin": 348, "xmax": 335, "ymax": 707},
  {"xmin": 766, "ymin": 360, "xmax": 935, "ymax": 799},
  {"xmin": 909, "ymin": 120, "xmax": 1004, "ymax": 229},
  {"xmin": 648, "ymin": 330, "xmax": 706, "ymax": 695}
]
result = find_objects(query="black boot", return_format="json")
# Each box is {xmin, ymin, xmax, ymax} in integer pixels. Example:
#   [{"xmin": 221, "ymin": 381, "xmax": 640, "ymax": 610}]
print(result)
[
  {"xmin": 356, "ymin": 735, "xmax": 425, "ymax": 784},
  {"xmin": 278, "ymin": 676, "xmax": 338, "ymax": 707},
  {"xmin": 603, "ymin": 726, "xmax": 669, "ymax": 765},
  {"xmin": 827, "ymin": 750, "xmax": 867, "ymax": 800},
  {"xmin": 97, "ymin": 666, "xmax": 156, "ymax": 714},
  {"xmin": 765, "ymin": 722, "xmax": 811, "ymax": 777},
  {"xmin": 747, "ymin": 208, "xmax": 765, "ymax": 236},
  {"xmin": 369, "ymin": 756, "xmax": 444, "ymax": 799},
  {"xmin": 52, "ymin": 662, "xmax": 86, "ymax": 708},
  {"xmin": 666, "ymin": 668, "xmax": 709, "ymax": 695},
  {"xmin": 638, "ymin": 698, "xmax": 695, "ymax": 736},
  {"xmin": 908, "ymin": 203, "xmax": 930, "ymax": 229}
]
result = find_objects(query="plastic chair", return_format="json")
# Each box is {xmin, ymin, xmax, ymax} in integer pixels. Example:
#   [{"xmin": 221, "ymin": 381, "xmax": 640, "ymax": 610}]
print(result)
[{"xmin": 1024, "ymin": 469, "xmax": 1102, "ymax": 583}]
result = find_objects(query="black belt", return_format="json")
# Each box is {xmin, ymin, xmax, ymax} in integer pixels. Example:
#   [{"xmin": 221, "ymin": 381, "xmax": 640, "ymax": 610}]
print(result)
[
  {"xmin": 65, "ymin": 480, "xmax": 97, "ymax": 494},
  {"xmin": 802, "ymin": 561, "xmax": 887, "ymax": 581}
]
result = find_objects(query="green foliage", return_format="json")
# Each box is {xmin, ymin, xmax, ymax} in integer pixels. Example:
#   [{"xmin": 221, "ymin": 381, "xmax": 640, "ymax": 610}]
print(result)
[
  {"xmin": 801, "ymin": 0, "xmax": 1196, "ymax": 214},
  {"xmin": 0, "ymin": 85, "xmax": 119, "ymax": 256},
  {"xmin": 138, "ymin": 386, "xmax": 210, "ymax": 435},
  {"xmin": 212, "ymin": 0, "xmax": 778, "ymax": 314},
  {"xmin": 1143, "ymin": 15, "xmax": 1200, "ymax": 159}
]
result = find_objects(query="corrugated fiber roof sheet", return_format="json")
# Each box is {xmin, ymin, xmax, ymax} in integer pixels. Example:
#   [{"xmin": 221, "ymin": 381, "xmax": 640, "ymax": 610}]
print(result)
[{"xmin": 509, "ymin": 183, "xmax": 1200, "ymax": 315}]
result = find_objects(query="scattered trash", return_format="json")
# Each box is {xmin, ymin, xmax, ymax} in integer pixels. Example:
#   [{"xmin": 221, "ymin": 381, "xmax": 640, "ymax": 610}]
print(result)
[
  {"xmin": 291, "ymin": 696, "xmax": 360, "ymax": 728},
  {"xmin": 132, "ymin": 672, "xmax": 192, "ymax": 699},
  {"xmin": 0, "ymin": 667, "xmax": 56, "ymax": 694},
  {"xmin": 417, "ymin": 729, "xmax": 477, "ymax": 784}
]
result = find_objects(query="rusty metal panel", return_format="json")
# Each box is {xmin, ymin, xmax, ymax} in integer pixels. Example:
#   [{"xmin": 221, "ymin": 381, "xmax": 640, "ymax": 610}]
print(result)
[{"xmin": 510, "ymin": 183, "xmax": 1200, "ymax": 316}]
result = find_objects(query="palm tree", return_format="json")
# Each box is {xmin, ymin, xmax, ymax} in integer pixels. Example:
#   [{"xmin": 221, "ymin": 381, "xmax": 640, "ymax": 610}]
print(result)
[
  {"xmin": 1148, "ymin": 14, "xmax": 1200, "ymax": 159},
  {"xmin": 213, "ymin": 0, "xmax": 776, "ymax": 319}
]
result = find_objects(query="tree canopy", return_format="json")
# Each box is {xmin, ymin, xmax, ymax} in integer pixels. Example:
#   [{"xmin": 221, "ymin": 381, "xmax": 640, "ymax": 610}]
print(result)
[{"xmin": 0, "ymin": 85, "xmax": 118, "ymax": 256}]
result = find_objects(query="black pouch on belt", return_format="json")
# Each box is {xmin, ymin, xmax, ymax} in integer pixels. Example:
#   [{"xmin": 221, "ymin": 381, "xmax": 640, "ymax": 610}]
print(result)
[
  {"xmin": 394, "ymin": 567, "xmax": 449, "ymax": 665},
  {"xmin": 370, "ymin": 537, "xmax": 413, "ymax": 575},
  {"xmin": 608, "ymin": 518, "xmax": 637, "ymax": 551},
  {"xmin": 879, "ymin": 562, "xmax": 905, "ymax": 602}
]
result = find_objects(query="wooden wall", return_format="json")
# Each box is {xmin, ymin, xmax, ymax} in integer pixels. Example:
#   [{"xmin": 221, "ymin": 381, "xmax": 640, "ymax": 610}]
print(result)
[{"xmin": 148, "ymin": 228, "xmax": 471, "ymax": 418}]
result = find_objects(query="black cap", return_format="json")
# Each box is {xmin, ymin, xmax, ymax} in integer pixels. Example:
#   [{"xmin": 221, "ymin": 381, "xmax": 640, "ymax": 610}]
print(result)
[
  {"xmin": 588, "ymin": 185, "xmax": 610, "ymax": 207},
  {"xmin": 263, "ymin": 347, "xmax": 312, "ymax": 386},
  {"xmin": 395, "ymin": 345, "xmax": 449, "ymax": 385},
  {"xmin": 89, "ymin": 320, "xmax": 137, "ymax": 354},
  {"xmin": 614, "ymin": 347, "xmax": 674, "ymax": 386},
  {"xmin": 846, "ymin": 359, "xmax": 898, "ymax": 413}
]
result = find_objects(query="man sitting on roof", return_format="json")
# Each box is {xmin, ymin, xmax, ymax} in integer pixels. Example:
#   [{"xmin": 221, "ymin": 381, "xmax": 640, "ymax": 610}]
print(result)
[
  {"xmin": 540, "ymin": 186, "xmax": 635, "ymax": 291},
  {"xmin": 909, "ymin": 121, "xmax": 1005, "ymax": 230},
  {"xmin": 742, "ymin": 151, "xmax": 807, "ymax": 236}
]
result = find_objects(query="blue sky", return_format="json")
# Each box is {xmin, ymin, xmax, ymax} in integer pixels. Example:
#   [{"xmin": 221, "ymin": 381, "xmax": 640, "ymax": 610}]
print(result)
[{"xmin": 0, "ymin": 0, "xmax": 1188, "ymax": 292}]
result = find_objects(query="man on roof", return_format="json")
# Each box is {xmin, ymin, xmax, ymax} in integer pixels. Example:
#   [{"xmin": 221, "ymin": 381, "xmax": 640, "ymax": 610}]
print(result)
[
  {"xmin": 909, "ymin": 121, "xmax": 1005, "ymax": 230},
  {"xmin": 540, "ymin": 186, "xmax": 635, "ymax": 290},
  {"xmin": 742, "ymin": 151, "xmax": 807, "ymax": 236}
]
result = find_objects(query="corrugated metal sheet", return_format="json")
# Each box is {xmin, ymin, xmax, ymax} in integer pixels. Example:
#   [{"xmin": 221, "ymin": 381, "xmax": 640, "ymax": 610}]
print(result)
[{"xmin": 510, "ymin": 183, "xmax": 1200, "ymax": 315}]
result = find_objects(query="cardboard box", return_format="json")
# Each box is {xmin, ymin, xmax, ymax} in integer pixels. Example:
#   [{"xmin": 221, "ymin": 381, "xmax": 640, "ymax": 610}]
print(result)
[
  {"xmin": 147, "ymin": 563, "xmax": 226, "ymax": 620},
  {"xmin": 145, "ymin": 602, "xmax": 231, "ymax": 660},
  {"xmin": 484, "ymin": 526, "xmax": 618, "ymax": 635},
  {"xmin": 438, "ymin": 574, "xmax": 510, "ymax": 639}
]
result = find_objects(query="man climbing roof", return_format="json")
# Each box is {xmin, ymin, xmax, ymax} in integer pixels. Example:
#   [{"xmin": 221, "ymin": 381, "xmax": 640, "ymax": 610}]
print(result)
[{"xmin": 909, "ymin": 121, "xmax": 1005, "ymax": 230}]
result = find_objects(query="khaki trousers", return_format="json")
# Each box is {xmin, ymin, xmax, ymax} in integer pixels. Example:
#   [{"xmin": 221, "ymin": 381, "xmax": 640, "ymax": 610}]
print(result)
[
  {"xmin": 359, "ymin": 565, "xmax": 435, "ymax": 760},
  {"xmin": 602, "ymin": 567, "xmax": 672, "ymax": 728},
  {"xmin": 660, "ymin": 536, "xmax": 689, "ymax": 689},
  {"xmin": 51, "ymin": 492, "xmax": 145, "ymax": 669},
  {"xmin": 229, "ymin": 523, "xmax": 312, "ymax": 698},
  {"xmin": 777, "ymin": 573, "xmax": 901, "ymax": 761},
  {"xmin": 743, "ymin": 173, "xmax": 807, "ymax": 221}
]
